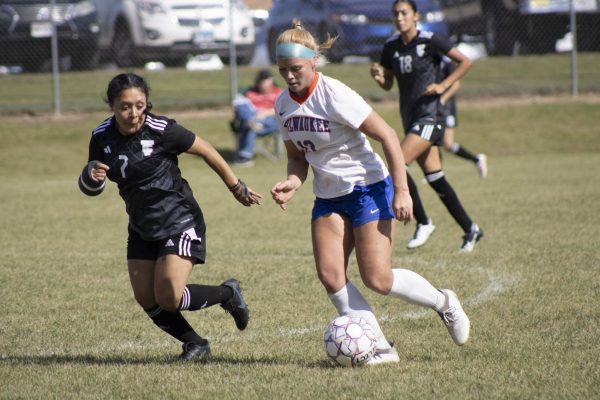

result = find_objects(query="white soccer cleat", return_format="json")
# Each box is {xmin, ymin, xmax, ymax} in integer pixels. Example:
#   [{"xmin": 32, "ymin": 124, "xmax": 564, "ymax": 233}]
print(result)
[
  {"xmin": 365, "ymin": 345, "xmax": 400, "ymax": 366},
  {"xmin": 476, "ymin": 154, "xmax": 488, "ymax": 179},
  {"xmin": 407, "ymin": 219, "xmax": 436, "ymax": 249},
  {"xmin": 438, "ymin": 289, "xmax": 470, "ymax": 346}
]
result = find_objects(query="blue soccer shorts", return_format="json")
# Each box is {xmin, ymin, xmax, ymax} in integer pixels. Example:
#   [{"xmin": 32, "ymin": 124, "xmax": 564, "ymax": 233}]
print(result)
[{"xmin": 312, "ymin": 176, "xmax": 395, "ymax": 227}]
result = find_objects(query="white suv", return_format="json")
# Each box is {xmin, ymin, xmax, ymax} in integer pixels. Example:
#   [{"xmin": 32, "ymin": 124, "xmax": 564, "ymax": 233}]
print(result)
[{"xmin": 93, "ymin": 0, "xmax": 255, "ymax": 67}]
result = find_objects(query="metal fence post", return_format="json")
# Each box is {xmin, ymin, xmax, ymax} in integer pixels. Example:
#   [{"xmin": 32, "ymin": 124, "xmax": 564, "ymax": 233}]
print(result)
[
  {"xmin": 569, "ymin": 0, "xmax": 578, "ymax": 97},
  {"xmin": 50, "ymin": 0, "xmax": 61, "ymax": 116},
  {"xmin": 229, "ymin": 0, "xmax": 238, "ymax": 103}
]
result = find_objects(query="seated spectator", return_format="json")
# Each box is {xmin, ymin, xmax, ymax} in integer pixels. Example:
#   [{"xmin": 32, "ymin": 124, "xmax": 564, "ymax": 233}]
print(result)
[{"xmin": 231, "ymin": 69, "xmax": 283, "ymax": 166}]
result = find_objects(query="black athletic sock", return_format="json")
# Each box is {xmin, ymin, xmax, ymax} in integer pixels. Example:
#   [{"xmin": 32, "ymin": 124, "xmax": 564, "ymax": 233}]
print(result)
[
  {"xmin": 144, "ymin": 305, "xmax": 207, "ymax": 345},
  {"xmin": 178, "ymin": 284, "xmax": 233, "ymax": 311},
  {"xmin": 450, "ymin": 143, "xmax": 479, "ymax": 163},
  {"xmin": 425, "ymin": 170, "xmax": 473, "ymax": 233},
  {"xmin": 406, "ymin": 171, "xmax": 429, "ymax": 224}
]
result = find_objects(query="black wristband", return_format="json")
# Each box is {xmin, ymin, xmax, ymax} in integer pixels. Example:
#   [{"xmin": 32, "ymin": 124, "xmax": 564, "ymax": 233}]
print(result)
[
  {"xmin": 228, "ymin": 179, "xmax": 242, "ymax": 193},
  {"xmin": 78, "ymin": 164, "xmax": 105, "ymax": 196}
]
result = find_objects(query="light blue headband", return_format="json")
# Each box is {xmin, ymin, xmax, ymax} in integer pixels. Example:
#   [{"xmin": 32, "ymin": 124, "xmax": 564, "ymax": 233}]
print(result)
[{"xmin": 276, "ymin": 43, "xmax": 316, "ymax": 59}]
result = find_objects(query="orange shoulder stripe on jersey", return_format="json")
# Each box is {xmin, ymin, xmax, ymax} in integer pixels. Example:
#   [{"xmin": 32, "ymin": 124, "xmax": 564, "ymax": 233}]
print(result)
[{"xmin": 289, "ymin": 72, "xmax": 319, "ymax": 104}]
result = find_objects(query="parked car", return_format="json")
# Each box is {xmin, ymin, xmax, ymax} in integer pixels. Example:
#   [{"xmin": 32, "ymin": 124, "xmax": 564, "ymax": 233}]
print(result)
[
  {"xmin": 92, "ymin": 0, "xmax": 256, "ymax": 67},
  {"xmin": 437, "ymin": 0, "xmax": 600, "ymax": 55},
  {"xmin": 265, "ymin": 0, "xmax": 449, "ymax": 64},
  {"xmin": 0, "ymin": 0, "xmax": 100, "ymax": 71}
]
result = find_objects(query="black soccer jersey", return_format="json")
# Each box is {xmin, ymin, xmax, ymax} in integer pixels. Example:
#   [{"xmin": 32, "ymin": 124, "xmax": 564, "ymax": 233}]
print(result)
[
  {"xmin": 380, "ymin": 30, "xmax": 453, "ymax": 133},
  {"xmin": 440, "ymin": 56, "xmax": 457, "ymax": 119},
  {"xmin": 87, "ymin": 113, "xmax": 205, "ymax": 241}
]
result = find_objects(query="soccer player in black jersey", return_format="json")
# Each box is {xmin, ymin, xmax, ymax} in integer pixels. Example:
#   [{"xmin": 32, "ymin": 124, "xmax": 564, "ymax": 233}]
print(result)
[
  {"xmin": 371, "ymin": 0, "xmax": 483, "ymax": 252},
  {"xmin": 439, "ymin": 56, "xmax": 488, "ymax": 179},
  {"xmin": 78, "ymin": 73, "xmax": 262, "ymax": 360}
]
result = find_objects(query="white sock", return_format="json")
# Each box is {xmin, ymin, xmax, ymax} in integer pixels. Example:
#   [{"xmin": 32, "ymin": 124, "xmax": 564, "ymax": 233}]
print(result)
[
  {"xmin": 328, "ymin": 281, "xmax": 391, "ymax": 350},
  {"xmin": 388, "ymin": 269, "xmax": 446, "ymax": 311}
]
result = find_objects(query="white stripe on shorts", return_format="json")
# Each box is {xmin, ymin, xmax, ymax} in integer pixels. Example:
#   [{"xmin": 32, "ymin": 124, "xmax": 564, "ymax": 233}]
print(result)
[
  {"xmin": 421, "ymin": 124, "xmax": 434, "ymax": 141},
  {"xmin": 179, "ymin": 233, "xmax": 191, "ymax": 257}
]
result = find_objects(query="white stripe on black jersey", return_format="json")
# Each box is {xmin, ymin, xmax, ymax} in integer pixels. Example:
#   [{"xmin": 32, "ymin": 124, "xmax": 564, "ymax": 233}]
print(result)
[
  {"xmin": 145, "ymin": 115, "xmax": 168, "ymax": 131},
  {"xmin": 92, "ymin": 117, "xmax": 112, "ymax": 135}
]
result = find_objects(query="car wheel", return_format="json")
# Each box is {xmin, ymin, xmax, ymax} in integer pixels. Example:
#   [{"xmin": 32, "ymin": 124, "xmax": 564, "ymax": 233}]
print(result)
[
  {"xmin": 112, "ymin": 24, "xmax": 141, "ymax": 67},
  {"xmin": 237, "ymin": 45, "xmax": 255, "ymax": 66},
  {"xmin": 71, "ymin": 48, "xmax": 99, "ymax": 71}
]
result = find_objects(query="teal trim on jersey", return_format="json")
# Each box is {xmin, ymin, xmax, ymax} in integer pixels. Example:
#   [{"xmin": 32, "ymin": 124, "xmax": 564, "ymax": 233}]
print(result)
[{"xmin": 276, "ymin": 43, "xmax": 315, "ymax": 59}]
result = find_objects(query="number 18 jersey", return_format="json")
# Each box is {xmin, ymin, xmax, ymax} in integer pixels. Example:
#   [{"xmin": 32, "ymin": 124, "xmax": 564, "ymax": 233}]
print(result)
[{"xmin": 380, "ymin": 30, "xmax": 453, "ymax": 132}]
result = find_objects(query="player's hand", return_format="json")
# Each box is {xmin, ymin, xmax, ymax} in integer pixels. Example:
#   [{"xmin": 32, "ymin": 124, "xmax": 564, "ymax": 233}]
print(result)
[
  {"xmin": 271, "ymin": 179, "xmax": 299, "ymax": 211},
  {"xmin": 423, "ymin": 83, "xmax": 446, "ymax": 96},
  {"xmin": 370, "ymin": 63, "xmax": 384, "ymax": 82},
  {"xmin": 392, "ymin": 190, "xmax": 413, "ymax": 225},
  {"xmin": 229, "ymin": 179, "xmax": 262, "ymax": 207},
  {"xmin": 87, "ymin": 160, "xmax": 109, "ymax": 182}
]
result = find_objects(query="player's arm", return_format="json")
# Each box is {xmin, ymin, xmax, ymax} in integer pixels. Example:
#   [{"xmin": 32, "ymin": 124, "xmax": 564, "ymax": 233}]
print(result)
[
  {"xmin": 359, "ymin": 111, "xmax": 412, "ymax": 224},
  {"xmin": 440, "ymin": 80, "xmax": 460, "ymax": 106},
  {"xmin": 271, "ymin": 140, "xmax": 308, "ymax": 211},
  {"xmin": 186, "ymin": 135, "xmax": 262, "ymax": 206},
  {"xmin": 425, "ymin": 47, "xmax": 472, "ymax": 96},
  {"xmin": 370, "ymin": 63, "xmax": 394, "ymax": 91},
  {"xmin": 79, "ymin": 137, "xmax": 109, "ymax": 196}
]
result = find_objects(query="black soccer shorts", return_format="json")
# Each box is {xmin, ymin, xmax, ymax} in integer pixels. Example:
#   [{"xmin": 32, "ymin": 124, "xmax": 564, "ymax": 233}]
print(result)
[
  {"xmin": 127, "ymin": 225, "xmax": 206, "ymax": 265},
  {"xmin": 408, "ymin": 121, "xmax": 444, "ymax": 146}
]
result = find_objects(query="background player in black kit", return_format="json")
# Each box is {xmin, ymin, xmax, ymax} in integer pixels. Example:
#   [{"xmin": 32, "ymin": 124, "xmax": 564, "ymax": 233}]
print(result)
[
  {"xmin": 78, "ymin": 73, "xmax": 262, "ymax": 360},
  {"xmin": 439, "ymin": 56, "xmax": 488, "ymax": 179},
  {"xmin": 370, "ymin": 0, "xmax": 483, "ymax": 252}
]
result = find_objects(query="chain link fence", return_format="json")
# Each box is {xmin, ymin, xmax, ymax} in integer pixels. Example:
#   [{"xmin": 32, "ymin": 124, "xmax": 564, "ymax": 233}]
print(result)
[{"xmin": 0, "ymin": 0, "xmax": 598, "ymax": 114}]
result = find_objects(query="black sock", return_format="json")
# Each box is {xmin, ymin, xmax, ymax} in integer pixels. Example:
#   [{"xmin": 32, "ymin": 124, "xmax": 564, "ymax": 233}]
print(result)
[
  {"xmin": 144, "ymin": 305, "xmax": 207, "ymax": 345},
  {"xmin": 406, "ymin": 171, "xmax": 429, "ymax": 224},
  {"xmin": 451, "ymin": 143, "xmax": 479, "ymax": 163},
  {"xmin": 178, "ymin": 284, "xmax": 233, "ymax": 311},
  {"xmin": 426, "ymin": 170, "xmax": 473, "ymax": 233}
]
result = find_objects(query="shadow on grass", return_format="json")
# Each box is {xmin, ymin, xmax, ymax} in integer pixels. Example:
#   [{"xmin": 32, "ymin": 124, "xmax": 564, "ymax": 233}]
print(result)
[{"xmin": 1, "ymin": 354, "xmax": 336, "ymax": 369}]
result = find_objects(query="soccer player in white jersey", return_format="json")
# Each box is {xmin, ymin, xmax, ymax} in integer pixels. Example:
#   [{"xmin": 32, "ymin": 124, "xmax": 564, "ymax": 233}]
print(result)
[
  {"xmin": 79, "ymin": 73, "xmax": 262, "ymax": 361},
  {"xmin": 371, "ymin": 0, "xmax": 484, "ymax": 252},
  {"xmin": 270, "ymin": 22, "xmax": 471, "ymax": 365}
]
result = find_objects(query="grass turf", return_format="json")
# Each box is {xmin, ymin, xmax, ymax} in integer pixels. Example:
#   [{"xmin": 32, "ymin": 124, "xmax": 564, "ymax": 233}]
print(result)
[{"xmin": 0, "ymin": 95, "xmax": 599, "ymax": 399}]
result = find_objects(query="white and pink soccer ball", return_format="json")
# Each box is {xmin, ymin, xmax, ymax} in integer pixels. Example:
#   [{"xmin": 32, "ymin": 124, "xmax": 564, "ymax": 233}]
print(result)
[{"xmin": 323, "ymin": 315, "xmax": 377, "ymax": 367}]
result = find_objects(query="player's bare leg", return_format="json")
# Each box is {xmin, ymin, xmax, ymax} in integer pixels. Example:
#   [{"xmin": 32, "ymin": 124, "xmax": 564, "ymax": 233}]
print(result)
[{"xmin": 312, "ymin": 213, "xmax": 393, "ymax": 354}]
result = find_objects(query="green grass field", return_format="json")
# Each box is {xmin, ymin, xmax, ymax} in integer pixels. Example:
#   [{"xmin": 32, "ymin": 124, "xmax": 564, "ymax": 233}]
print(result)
[{"xmin": 1, "ymin": 73, "xmax": 599, "ymax": 398}]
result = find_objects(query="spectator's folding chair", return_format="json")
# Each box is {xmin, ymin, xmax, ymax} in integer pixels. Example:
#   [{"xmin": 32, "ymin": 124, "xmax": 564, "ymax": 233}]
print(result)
[{"xmin": 230, "ymin": 94, "xmax": 283, "ymax": 161}]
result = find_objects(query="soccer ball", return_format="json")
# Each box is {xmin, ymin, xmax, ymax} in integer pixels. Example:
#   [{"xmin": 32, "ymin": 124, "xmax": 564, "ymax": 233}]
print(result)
[{"xmin": 323, "ymin": 315, "xmax": 377, "ymax": 367}]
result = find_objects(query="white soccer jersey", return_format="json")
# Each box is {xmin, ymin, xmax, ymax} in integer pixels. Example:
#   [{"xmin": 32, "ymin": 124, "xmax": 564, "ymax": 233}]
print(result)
[{"xmin": 275, "ymin": 73, "xmax": 388, "ymax": 199}]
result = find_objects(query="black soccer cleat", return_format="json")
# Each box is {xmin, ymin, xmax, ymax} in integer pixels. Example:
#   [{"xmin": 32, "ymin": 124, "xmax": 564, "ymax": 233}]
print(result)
[
  {"xmin": 179, "ymin": 341, "xmax": 211, "ymax": 361},
  {"xmin": 460, "ymin": 225, "xmax": 484, "ymax": 252},
  {"xmin": 220, "ymin": 278, "xmax": 249, "ymax": 331}
]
